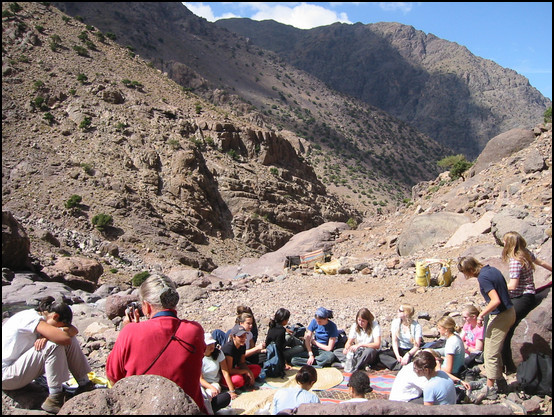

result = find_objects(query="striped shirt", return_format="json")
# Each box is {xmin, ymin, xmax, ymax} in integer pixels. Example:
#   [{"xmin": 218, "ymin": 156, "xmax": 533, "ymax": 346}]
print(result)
[{"xmin": 508, "ymin": 253, "xmax": 536, "ymax": 298}]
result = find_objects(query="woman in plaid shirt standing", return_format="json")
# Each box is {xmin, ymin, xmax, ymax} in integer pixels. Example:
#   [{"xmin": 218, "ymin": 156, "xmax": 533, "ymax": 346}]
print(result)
[{"xmin": 501, "ymin": 231, "xmax": 552, "ymax": 373}]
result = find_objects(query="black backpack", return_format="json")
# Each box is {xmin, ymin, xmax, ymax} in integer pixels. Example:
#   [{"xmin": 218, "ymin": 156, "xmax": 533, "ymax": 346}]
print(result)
[{"xmin": 516, "ymin": 352, "xmax": 552, "ymax": 396}]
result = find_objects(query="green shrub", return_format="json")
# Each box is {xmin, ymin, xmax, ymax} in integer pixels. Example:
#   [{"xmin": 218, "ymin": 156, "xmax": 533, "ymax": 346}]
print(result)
[
  {"xmin": 43, "ymin": 112, "xmax": 54, "ymax": 124},
  {"xmin": 132, "ymin": 271, "xmax": 150, "ymax": 287},
  {"xmin": 544, "ymin": 106, "xmax": 552, "ymax": 124},
  {"xmin": 65, "ymin": 194, "xmax": 82, "ymax": 209},
  {"xmin": 91, "ymin": 213, "xmax": 113, "ymax": 231},
  {"xmin": 72, "ymin": 45, "xmax": 89, "ymax": 57},
  {"xmin": 79, "ymin": 116, "xmax": 92, "ymax": 130},
  {"xmin": 437, "ymin": 154, "xmax": 473, "ymax": 180},
  {"xmin": 346, "ymin": 217, "xmax": 358, "ymax": 229},
  {"xmin": 449, "ymin": 159, "xmax": 473, "ymax": 180}
]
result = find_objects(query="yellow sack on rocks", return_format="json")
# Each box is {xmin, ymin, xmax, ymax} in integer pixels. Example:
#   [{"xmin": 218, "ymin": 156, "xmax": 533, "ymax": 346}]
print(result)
[
  {"xmin": 315, "ymin": 259, "xmax": 341, "ymax": 275},
  {"xmin": 415, "ymin": 259, "xmax": 452, "ymax": 287}
]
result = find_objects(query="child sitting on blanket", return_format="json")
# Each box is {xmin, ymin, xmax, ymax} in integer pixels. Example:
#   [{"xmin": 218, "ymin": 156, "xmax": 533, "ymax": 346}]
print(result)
[
  {"xmin": 341, "ymin": 370, "xmax": 372, "ymax": 403},
  {"xmin": 271, "ymin": 365, "xmax": 320, "ymax": 414}
]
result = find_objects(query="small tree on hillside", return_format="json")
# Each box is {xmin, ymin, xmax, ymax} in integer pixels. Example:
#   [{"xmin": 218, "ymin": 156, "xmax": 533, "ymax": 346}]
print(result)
[{"xmin": 437, "ymin": 154, "xmax": 473, "ymax": 180}]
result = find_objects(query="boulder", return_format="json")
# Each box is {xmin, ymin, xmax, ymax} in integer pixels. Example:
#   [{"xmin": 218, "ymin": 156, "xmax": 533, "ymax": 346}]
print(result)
[
  {"xmin": 491, "ymin": 211, "xmax": 549, "ymax": 247},
  {"xmin": 42, "ymin": 257, "xmax": 104, "ymax": 291},
  {"xmin": 58, "ymin": 375, "xmax": 202, "ymax": 415},
  {"xmin": 468, "ymin": 128, "xmax": 536, "ymax": 177},
  {"xmin": 511, "ymin": 289, "xmax": 552, "ymax": 367},
  {"xmin": 104, "ymin": 294, "xmax": 139, "ymax": 320},
  {"xmin": 2, "ymin": 211, "xmax": 31, "ymax": 271},
  {"xmin": 445, "ymin": 211, "xmax": 494, "ymax": 247},
  {"xmin": 292, "ymin": 398, "xmax": 512, "ymax": 414},
  {"xmin": 397, "ymin": 213, "xmax": 471, "ymax": 256}
]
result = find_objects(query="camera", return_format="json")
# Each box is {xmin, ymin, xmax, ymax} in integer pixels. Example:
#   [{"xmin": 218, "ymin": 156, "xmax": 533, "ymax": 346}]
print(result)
[{"xmin": 126, "ymin": 301, "xmax": 143, "ymax": 317}]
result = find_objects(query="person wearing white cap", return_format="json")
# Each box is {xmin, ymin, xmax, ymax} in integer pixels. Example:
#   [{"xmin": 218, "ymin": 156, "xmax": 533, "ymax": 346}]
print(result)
[{"xmin": 200, "ymin": 333, "xmax": 235, "ymax": 414}]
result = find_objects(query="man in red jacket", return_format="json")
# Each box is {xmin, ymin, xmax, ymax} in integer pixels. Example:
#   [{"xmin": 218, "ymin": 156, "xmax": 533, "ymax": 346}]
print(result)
[{"xmin": 106, "ymin": 275, "xmax": 207, "ymax": 413}]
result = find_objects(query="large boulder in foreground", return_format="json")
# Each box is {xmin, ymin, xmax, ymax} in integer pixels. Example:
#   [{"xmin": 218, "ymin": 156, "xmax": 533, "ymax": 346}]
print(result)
[
  {"xmin": 58, "ymin": 375, "xmax": 202, "ymax": 415},
  {"xmin": 292, "ymin": 398, "xmax": 512, "ymax": 414}
]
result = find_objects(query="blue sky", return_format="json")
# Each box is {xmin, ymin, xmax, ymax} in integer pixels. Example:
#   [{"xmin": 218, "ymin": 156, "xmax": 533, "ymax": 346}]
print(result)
[{"xmin": 183, "ymin": 2, "xmax": 552, "ymax": 100}]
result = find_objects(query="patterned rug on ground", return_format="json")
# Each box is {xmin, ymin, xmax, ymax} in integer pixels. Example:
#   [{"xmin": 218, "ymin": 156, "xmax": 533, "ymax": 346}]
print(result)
[
  {"xmin": 316, "ymin": 370, "xmax": 396, "ymax": 404},
  {"xmin": 229, "ymin": 368, "xmax": 397, "ymax": 413}
]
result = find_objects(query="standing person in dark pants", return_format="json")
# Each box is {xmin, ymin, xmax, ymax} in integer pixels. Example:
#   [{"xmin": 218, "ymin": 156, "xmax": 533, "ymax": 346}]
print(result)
[
  {"xmin": 457, "ymin": 257, "xmax": 515, "ymax": 397},
  {"xmin": 501, "ymin": 231, "xmax": 552, "ymax": 373}
]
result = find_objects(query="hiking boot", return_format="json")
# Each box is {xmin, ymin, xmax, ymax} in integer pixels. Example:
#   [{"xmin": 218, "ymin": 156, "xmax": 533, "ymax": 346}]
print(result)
[
  {"xmin": 41, "ymin": 392, "xmax": 65, "ymax": 414},
  {"xmin": 74, "ymin": 381, "xmax": 96, "ymax": 396},
  {"xmin": 485, "ymin": 385, "xmax": 498, "ymax": 401},
  {"xmin": 468, "ymin": 385, "xmax": 489, "ymax": 405}
]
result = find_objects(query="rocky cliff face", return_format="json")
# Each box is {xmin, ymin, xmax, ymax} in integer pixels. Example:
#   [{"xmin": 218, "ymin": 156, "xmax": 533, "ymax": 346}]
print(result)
[
  {"xmin": 50, "ymin": 1, "xmax": 451, "ymax": 212},
  {"xmin": 216, "ymin": 19, "xmax": 551, "ymax": 160},
  {"xmin": 1, "ymin": 2, "xmax": 355, "ymax": 273}
]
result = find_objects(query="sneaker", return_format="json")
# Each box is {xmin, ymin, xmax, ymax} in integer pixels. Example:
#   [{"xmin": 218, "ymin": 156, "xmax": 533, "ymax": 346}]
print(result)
[
  {"xmin": 485, "ymin": 385, "xmax": 498, "ymax": 401},
  {"xmin": 74, "ymin": 381, "xmax": 96, "ymax": 396},
  {"xmin": 41, "ymin": 392, "xmax": 65, "ymax": 414},
  {"xmin": 468, "ymin": 385, "xmax": 489, "ymax": 405},
  {"xmin": 332, "ymin": 361, "xmax": 344, "ymax": 369}
]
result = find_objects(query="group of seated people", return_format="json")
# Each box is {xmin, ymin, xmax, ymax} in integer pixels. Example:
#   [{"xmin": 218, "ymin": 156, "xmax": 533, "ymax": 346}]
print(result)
[{"xmin": 2, "ymin": 231, "xmax": 549, "ymax": 414}]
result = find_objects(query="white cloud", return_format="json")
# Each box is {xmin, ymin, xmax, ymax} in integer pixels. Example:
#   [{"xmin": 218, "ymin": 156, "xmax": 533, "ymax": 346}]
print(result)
[
  {"xmin": 378, "ymin": 2, "xmax": 415, "ymax": 14},
  {"xmin": 248, "ymin": 3, "xmax": 352, "ymax": 29},
  {"xmin": 182, "ymin": 3, "xmax": 215, "ymax": 21},
  {"xmin": 183, "ymin": 2, "xmax": 352, "ymax": 29}
]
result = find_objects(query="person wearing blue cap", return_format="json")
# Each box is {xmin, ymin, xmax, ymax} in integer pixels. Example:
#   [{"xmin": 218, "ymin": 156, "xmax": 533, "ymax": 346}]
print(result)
[{"xmin": 290, "ymin": 307, "xmax": 339, "ymax": 367}]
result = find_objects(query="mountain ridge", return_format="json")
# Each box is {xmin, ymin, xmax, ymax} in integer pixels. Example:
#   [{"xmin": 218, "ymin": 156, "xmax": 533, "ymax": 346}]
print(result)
[{"xmin": 215, "ymin": 18, "xmax": 551, "ymax": 159}]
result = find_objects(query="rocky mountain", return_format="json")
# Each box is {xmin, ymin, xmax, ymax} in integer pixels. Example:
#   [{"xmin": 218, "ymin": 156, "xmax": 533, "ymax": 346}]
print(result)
[
  {"xmin": 2, "ymin": 4, "xmax": 552, "ymax": 415},
  {"xmin": 2, "ymin": 2, "xmax": 360, "ymax": 273},
  {"xmin": 215, "ymin": 18, "xmax": 552, "ymax": 159},
  {"xmin": 50, "ymin": 1, "xmax": 452, "ymax": 212}
]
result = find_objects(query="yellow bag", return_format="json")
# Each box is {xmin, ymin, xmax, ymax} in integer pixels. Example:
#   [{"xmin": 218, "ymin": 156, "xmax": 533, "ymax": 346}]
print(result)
[
  {"xmin": 415, "ymin": 259, "xmax": 452, "ymax": 287},
  {"xmin": 65, "ymin": 371, "xmax": 112, "ymax": 389},
  {"xmin": 315, "ymin": 259, "xmax": 341, "ymax": 275}
]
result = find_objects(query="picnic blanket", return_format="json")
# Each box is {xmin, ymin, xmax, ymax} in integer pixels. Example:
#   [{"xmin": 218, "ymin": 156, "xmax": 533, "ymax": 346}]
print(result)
[
  {"xmin": 229, "ymin": 368, "xmax": 396, "ymax": 413},
  {"xmin": 229, "ymin": 367, "xmax": 344, "ymax": 414},
  {"xmin": 316, "ymin": 371, "xmax": 395, "ymax": 404}
]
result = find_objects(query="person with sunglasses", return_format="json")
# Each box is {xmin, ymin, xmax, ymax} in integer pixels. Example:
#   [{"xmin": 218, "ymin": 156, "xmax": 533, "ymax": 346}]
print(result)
[
  {"xmin": 106, "ymin": 274, "xmax": 207, "ymax": 414},
  {"xmin": 379, "ymin": 304, "xmax": 422, "ymax": 371}
]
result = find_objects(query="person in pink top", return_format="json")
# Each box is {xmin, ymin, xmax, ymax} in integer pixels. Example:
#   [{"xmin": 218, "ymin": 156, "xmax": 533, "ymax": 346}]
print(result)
[{"xmin": 458, "ymin": 304, "xmax": 484, "ymax": 368}]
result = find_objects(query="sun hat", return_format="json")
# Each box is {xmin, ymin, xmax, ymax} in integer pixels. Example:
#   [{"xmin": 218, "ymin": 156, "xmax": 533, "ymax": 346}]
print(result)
[{"xmin": 204, "ymin": 333, "xmax": 217, "ymax": 345}]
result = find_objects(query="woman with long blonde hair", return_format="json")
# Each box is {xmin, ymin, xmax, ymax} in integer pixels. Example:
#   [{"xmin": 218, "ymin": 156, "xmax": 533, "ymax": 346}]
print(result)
[
  {"xmin": 501, "ymin": 231, "xmax": 552, "ymax": 373},
  {"xmin": 435, "ymin": 316, "xmax": 465, "ymax": 377},
  {"xmin": 379, "ymin": 304, "xmax": 422, "ymax": 371}
]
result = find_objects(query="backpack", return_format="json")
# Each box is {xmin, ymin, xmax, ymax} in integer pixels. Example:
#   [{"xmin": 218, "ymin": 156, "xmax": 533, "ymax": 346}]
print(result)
[
  {"xmin": 262, "ymin": 342, "xmax": 285, "ymax": 378},
  {"xmin": 516, "ymin": 352, "xmax": 552, "ymax": 396}
]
